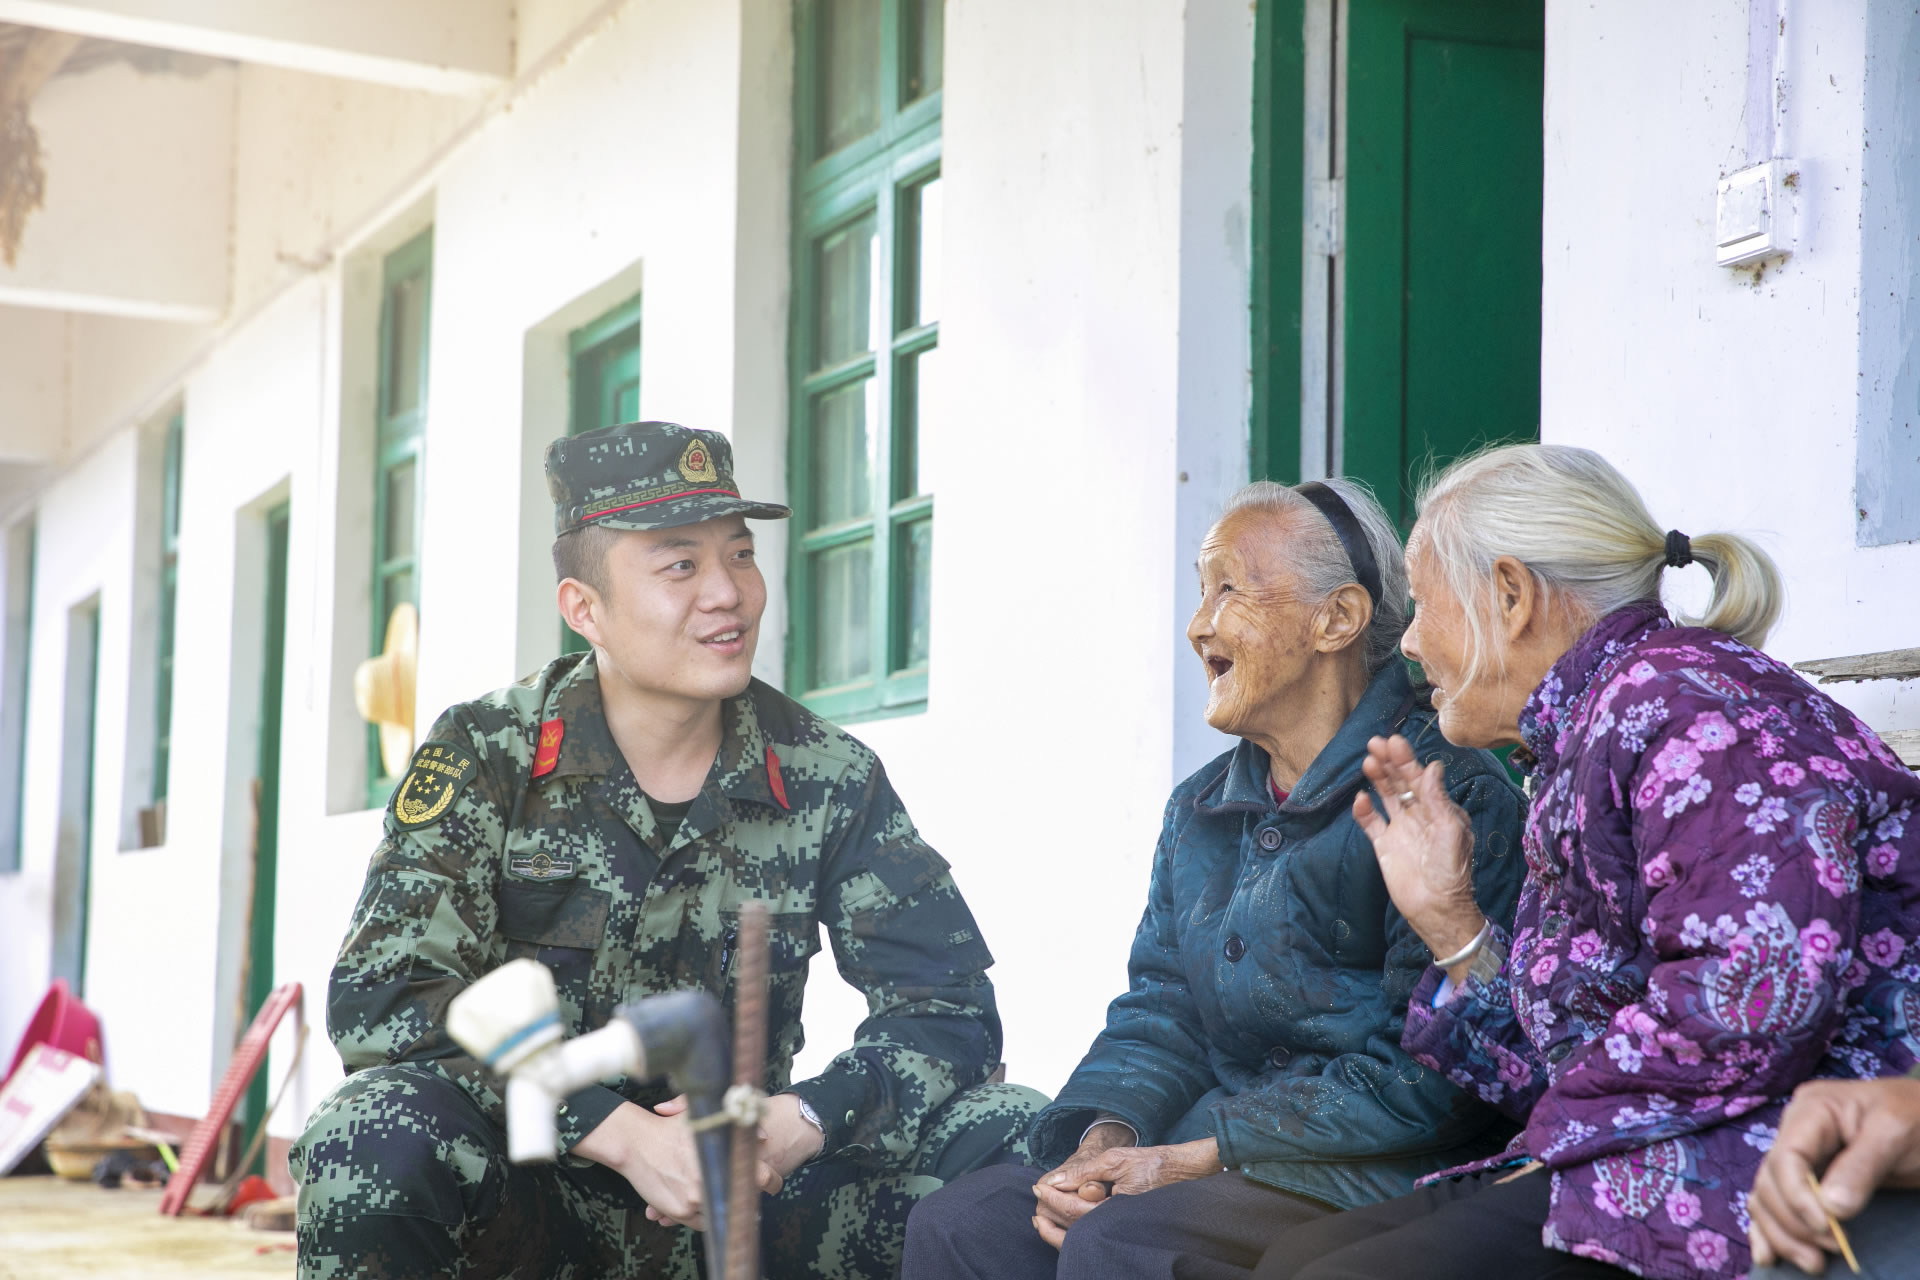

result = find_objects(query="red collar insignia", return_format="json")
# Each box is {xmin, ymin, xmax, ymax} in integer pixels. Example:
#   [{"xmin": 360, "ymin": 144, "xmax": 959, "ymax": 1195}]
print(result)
[
  {"xmin": 764, "ymin": 745, "xmax": 789, "ymax": 810},
  {"xmin": 532, "ymin": 719, "xmax": 565, "ymax": 778}
]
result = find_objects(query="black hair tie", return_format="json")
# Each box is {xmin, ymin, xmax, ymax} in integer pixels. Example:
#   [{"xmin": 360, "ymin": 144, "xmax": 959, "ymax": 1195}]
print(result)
[{"xmin": 1663, "ymin": 529, "xmax": 1693, "ymax": 569}]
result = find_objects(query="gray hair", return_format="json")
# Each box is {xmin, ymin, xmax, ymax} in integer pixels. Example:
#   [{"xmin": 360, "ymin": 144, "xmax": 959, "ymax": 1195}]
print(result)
[
  {"xmin": 1415, "ymin": 443, "xmax": 1784, "ymax": 690},
  {"xmin": 1218, "ymin": 477, "xmax": 1412, "ymax": 673}
]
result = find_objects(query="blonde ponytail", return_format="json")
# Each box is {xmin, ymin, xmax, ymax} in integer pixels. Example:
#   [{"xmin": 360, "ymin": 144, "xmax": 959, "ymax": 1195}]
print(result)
[{"xmin": 1686, "ymin": 531, "xmax": 1783, "ymax": 648}]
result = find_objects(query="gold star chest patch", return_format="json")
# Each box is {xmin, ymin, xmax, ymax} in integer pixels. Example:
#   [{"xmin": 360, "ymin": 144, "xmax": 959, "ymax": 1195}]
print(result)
[{"xmin": 391, "ymin": 741, "xmax": 479, "ymax": 830}]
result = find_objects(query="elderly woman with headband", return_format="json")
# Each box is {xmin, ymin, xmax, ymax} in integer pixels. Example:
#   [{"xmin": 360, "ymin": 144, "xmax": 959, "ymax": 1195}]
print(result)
[
  {"xmin": 1249, "ymin": 444, "xmax": 1920, "ymax": 1280},
  {"xmin": 905, "ymin": 480, "xmax": 1527, "ymax": 1280}
]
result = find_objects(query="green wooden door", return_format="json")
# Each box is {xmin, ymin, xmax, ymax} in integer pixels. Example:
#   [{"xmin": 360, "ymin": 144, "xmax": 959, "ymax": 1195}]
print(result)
[
  {"xmin": 1344, "ymin": 0, "xmax": 1544, "ymax": 525},
  {"xmin": 243, "ymin": 501, "xmax": 290, "ymax": 1161}
]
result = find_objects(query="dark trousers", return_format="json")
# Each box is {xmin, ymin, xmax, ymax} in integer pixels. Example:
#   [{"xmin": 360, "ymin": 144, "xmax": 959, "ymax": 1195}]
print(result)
[
  {"xmin": 1252, "ymin": 1170, "xmax": 1628, "ymax": 1280},
  {"xmin": 1749, "ymin": 1190, "xmax": 1920, "ymax": 1280},
  {"xmin": 903, "ymin": 1161, "xmax": 1333, "ymax": 1280},
  {"xmin": 292, "ymin": 1063, "xmax": 1042, "ymax": 1280}
]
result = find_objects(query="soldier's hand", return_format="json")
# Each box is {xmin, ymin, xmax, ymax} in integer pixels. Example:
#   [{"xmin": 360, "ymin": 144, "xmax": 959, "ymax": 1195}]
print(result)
[
  {"xmin": 1750, "ymin": 1078, "xmax": 1920, "ymax": 1273},
  {"xmin": 759, "ymin": 1093, "xmax": 827, "ymax": 1176},
  {"xmin": 577, "ymin": 1100, "xmax": 782, "ymax": 1233}
]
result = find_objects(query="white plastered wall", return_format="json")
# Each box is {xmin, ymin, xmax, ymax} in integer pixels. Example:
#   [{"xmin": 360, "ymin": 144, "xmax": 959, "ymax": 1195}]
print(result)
[{"xmin": 1541, "ymin": 0, "xmax": 1920, "ymax": 736}]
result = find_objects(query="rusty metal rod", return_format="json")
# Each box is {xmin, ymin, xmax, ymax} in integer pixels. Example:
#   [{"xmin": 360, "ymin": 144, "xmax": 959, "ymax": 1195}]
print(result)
[{"xmin": 724, "ymin": 901, "xmax": 769, "ymax": 1280}]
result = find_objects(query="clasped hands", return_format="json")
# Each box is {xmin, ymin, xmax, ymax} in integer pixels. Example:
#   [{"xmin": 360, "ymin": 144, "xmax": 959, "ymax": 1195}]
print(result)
[
  {"xmin": 1030, "ymin": 1122, "xmax": 1223, "ymax": 1249},
  {"xmin": 574, "ymin": 1091, "xmax": 825, "ymax": 1232}
]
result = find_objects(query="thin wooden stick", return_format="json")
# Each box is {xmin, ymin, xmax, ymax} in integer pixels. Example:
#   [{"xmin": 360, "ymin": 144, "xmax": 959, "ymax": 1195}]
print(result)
[{"xmin": 1803, "ymin": 1169, "xmax": 1862, "ymax": 1275}]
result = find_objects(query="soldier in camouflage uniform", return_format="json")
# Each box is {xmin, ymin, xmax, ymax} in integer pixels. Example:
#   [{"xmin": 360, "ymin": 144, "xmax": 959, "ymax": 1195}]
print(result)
[{"xmin": 291, "ymin": 421, "xmax": 1045, "ymax": 1279}]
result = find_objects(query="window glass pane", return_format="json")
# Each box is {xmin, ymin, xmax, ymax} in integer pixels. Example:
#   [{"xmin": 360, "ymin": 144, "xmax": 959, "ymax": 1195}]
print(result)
[
  {"xmin": 904, "ymin": 176, "xmax": 942, "ymax": 330},
  {"xmin": 614, "ymin": 381, "xmax": 640, "ymax": 423},
  {"xmin": 383, "ymin": 459, "xmax": 417, "ymax": 562},
  {"xmin": 903, "ymin": 0, "xmax": 944, "ymax": 104},
  {"xmin": 817, "ymin": 0, "xmax": 883, "ymax": 157},
  {"xmin": 897, "ymin": 345, "xmax": 941, "ymax": 498},
  {"xmin": 385, "ymin": 273, "xmax": 427, "ymax": 419},
  {"xmin": 898, "ymin": 519, "xmax": 932, "ymax": 670},
  {"xmin": 810, "ymin": 542, "xmax": 872, "ymax": 687},
  {"xmin": 814, "ymin": 213, "xmax": 879, "ymax": 369},
  {"xmin": 812, "ymin": 379, "xmax": 877, "ymax": 525}
]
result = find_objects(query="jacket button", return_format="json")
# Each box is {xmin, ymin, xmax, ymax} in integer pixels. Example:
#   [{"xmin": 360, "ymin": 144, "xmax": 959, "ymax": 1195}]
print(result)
[
  {"xmin": 1543, "ymin": 917, "xmax": 1564, "ymax": 938},
  {"xmin": 845, "ymin": 1110, "xmax": 857, "ymax": 1126},
  {"xmin": 1257, "ymin": 828, "xmax": 1282, "ymax": 852},
  {"xmin": 1269, "ymin": 1046, "xmax": 1291, "ymax": 1068},
  {"xmin": 1224, "ymin": 935, "xmax": 1246, "ymax": 962},
  {"xmin": 1547, "ymin": 1041, "xmax": 1573, "ymax": 1064}
]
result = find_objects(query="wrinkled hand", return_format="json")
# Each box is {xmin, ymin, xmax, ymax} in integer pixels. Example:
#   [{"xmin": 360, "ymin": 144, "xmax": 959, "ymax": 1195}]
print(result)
[
  {"xmin": 1352, "ymin": 735, "xmax": 1484, "ymax": 970},
  {"xmin": 1750, "ymin": 1078, "xmax": 1920, "ymax": 1274},
  {"xmin": 589, "ymin": 1096, "xmax": 783, "ymax": 1232},
  {"xmin": 1031, "ymin": 1136, "xmax": 1222, "ymax": 1250}
]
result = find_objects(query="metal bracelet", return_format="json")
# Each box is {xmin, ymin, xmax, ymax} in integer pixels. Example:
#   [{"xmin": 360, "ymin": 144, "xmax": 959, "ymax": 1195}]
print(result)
[{"xmin": 1431, "ymin": 917, "xmax": 1492, "ymax": 969}]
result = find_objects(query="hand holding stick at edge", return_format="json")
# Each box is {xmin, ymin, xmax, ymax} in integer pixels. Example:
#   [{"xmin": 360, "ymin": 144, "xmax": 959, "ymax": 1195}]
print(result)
[{"xmin": 1750, "ymin": 1078, "xmax": 1920, "ymax": 1274}]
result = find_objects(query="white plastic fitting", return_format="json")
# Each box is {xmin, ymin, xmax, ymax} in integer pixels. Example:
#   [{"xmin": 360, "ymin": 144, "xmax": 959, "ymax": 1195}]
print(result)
[{"xmin": 448, "ymin": 959, "xmax": 649, "ymax": 1163}]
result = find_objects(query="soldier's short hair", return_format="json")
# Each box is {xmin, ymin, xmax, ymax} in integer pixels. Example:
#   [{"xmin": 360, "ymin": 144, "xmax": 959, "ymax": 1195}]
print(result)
[{"xmin": 552, "ymin": 523, "xmax": 622, "ymax": 595}]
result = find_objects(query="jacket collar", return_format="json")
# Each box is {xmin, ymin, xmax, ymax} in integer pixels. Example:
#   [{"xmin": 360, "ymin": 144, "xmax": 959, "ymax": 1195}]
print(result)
[
  {"xmin": 1517, "ymin": 600, "xmax": 1672, "ymax": 777},
  {"xmin": 1196, "ymin": 660, "xmax": 1418, "ymax": 816},
  {"xmin": 537, "ymin": 656, "xmax": 787, "ymax": 813}
]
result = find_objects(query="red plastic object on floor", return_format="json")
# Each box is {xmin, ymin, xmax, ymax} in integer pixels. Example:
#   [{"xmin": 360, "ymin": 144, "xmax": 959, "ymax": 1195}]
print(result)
[
  {"xmin": 159, "ymin": 982, "xmax": 302, "ymax": 1217},
  {"xmin": 225, "ymin": 1174, "xmax": 276, "ymax": 1216},
  {"xmin": 3, "ymin": 979, "xmax": 104, "ymax": 1086}
]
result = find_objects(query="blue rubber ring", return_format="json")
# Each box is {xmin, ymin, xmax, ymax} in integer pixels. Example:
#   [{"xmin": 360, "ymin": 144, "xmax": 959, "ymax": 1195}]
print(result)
[{"xmin": 485, "ymin": 1011, "xmax": 560, "ymax": 1067}]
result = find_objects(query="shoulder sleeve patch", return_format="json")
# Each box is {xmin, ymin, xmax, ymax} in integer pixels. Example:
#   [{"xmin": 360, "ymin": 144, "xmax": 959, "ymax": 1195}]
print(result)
[{"xmin": 391, "ymin": 740, "xmax": 480, "ymax": 830}]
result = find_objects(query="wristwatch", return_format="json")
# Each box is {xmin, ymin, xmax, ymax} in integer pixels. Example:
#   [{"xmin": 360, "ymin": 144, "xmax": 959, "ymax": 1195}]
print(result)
[{"xmin": 793, "ymin": 1094, "xmax": 826, "ymax": 1139}]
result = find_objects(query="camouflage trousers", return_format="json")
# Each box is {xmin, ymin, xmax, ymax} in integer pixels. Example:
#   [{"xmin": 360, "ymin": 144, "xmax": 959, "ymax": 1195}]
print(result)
[{"xmin": 290, "ymin": 1063, "xmax": 1045, "ymax": 1280}]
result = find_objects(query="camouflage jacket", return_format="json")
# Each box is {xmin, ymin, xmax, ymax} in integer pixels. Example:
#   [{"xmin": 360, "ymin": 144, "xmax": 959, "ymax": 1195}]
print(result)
[{"xmin": 326, "ymin": 652, "xmax": 1003, "ymax": 1167}]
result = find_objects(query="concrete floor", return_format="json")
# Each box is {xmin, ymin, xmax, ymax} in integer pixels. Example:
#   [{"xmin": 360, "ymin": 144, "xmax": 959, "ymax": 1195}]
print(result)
[{"xmin": 0, "ymin": 1176, "xmax": 295, "ymax": 1278}]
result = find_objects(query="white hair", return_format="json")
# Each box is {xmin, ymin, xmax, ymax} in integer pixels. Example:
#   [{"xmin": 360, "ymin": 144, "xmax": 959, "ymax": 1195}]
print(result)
[
  {"xmin": 1219, "ymin": 477, "xmax": 1411, "ymax": 673},
  {"xmin": 1415, "ymin": 443, "xmax": 1784, "ymax": 689}
]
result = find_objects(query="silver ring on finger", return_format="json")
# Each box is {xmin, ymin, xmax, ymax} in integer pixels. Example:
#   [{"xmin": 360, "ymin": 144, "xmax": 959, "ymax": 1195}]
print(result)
[{"xmin": 1397, "ymin": 790, "xmax": 1417, "ymax": 806}]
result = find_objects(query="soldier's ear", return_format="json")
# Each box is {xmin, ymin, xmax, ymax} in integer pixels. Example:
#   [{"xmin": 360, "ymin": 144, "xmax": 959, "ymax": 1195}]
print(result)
[{"xmin": 556, "ymin": 578, "xmax": 605, "ymax": 650}]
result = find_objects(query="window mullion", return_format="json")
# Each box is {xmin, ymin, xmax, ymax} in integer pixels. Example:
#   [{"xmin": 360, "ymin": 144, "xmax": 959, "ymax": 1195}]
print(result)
[{"xmin": 868, "ymin": 174, "xmax": 899, "ymax": 687}]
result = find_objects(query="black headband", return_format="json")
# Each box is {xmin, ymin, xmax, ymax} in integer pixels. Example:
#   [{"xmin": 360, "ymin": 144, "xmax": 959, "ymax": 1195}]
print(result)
[{"xmin": 1295, "ymin": 481, "xmax": 1383, "ymax": 607}]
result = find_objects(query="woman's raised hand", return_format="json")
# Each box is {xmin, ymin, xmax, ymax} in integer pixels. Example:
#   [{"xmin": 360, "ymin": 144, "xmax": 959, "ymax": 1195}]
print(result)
[{"xmin": 1352, "ymin": 735, "xmax": 1486, "ymax": 966}]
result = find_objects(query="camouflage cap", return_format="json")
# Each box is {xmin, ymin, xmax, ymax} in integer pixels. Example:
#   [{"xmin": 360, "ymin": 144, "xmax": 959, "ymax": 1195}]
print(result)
[{"xmin": 545, "ymin": 421, "xmax": 790, "ymax": 535}]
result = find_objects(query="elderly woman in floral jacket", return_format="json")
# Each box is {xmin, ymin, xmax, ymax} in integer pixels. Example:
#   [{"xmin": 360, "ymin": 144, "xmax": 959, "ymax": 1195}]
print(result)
[{"xmin": 1251, "ymin": 444, "xmax": 1920, "ymax": 1280}]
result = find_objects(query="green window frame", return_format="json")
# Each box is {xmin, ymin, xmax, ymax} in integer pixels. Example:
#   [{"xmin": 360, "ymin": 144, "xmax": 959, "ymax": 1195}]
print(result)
[
  {"xmin": 1, "ymin": 519, "xmax": 34, "ymax": 874},
  {"xmin": 562, "ymin": 295, "xmax": 642, "ymax": 656},
  {"xmin": 368, "ymin": 228, "xmax": 433, "ymax": 804},
  {"xmin": 789, "ymin": 0, "xmax": 944, "ymax": 722},
  {"xmin": 152, "ymin": 412, "xmax": 182, "ymax": 807}
]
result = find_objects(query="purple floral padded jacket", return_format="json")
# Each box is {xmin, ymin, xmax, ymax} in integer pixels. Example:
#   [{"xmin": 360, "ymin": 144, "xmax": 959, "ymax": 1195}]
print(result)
[{"xmin": 1402, "ymin": 603, "xmax": 1920, "ymax": 1279}]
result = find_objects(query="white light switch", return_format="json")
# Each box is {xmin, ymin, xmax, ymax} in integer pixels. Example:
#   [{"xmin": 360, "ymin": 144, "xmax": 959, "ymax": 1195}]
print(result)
[{"xmin": 1716, "ymin": 160, "xmax": 1795, "ymax": 267}]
